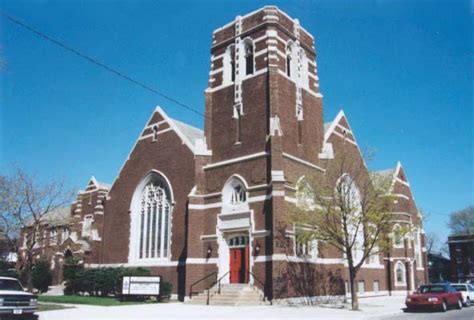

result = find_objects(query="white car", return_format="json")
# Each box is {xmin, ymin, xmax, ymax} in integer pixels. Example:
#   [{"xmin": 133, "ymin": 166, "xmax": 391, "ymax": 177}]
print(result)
[
  {"xmin": 452, "ymin": 283, "xmax": 474, "ymax": 307},
  {"xmin": 0, "ymin": 276, "xmax": 38, "ymax": 316}
]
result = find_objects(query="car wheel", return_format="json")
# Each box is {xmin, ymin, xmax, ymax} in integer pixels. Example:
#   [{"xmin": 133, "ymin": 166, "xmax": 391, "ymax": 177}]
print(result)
[
  {"xmin": 456, "ymin": 298, "xmax": 463, "ymax": 309},
  {"xmin": 466, "ymin": 297, "xmax": 471, "ymax": 307},
  {"xmin": 440, "ymin": 301, "xmax": 447, "ymax": 312}
]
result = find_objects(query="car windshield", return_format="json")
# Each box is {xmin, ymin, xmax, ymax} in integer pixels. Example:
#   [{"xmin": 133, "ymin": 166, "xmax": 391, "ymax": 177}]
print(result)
[
  {"xmin": 453, "ymin": 285, "xmax": 466, "ymax": 291},
  {"xmin": 0, "ymin": 279, "xmax": 24, "ymax": 291},
  {"xmin": 418, "ymin": 285, "xmax": 446, "ymax": 293}
]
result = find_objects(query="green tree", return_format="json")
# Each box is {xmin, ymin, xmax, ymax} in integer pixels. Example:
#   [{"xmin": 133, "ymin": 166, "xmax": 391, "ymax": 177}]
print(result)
[{"xmin": 290, "ymin": 148, "xmax": 399, "ymax": 310}]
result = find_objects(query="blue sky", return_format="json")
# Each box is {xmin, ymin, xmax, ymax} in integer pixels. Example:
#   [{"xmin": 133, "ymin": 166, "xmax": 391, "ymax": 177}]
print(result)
[{"xmin": 1, "ymin": 0, "xmax": 472, "ymax": 245}]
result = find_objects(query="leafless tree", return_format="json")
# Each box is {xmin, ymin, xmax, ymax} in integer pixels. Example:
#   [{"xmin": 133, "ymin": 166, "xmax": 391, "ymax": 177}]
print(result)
[
  {"xmin": 448, "ymin": 205, "xmax": 474, "ymax": 236},
  {"xmin": 0, "ymin": 168, "xmax": 72, "ymax": 291},
  {"xmin": 426, "ymin": 232, "xmax": 440, "ymax": 254},
  {"xmin": 290, "ymin": 147, "xmax": 404, "ymax": 310}
]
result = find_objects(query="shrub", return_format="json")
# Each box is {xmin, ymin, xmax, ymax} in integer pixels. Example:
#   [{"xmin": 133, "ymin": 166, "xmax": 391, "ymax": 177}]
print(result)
[
  {"xmin": 159, "ymin": 282, "xmax": 172, "ymax": 301},
  {"xmin": 63, "ymin": 266, "xmax": 151, "ymax": 297},
  {"xmin": 31, "ymin": 260, "xmax": 52, "ymax": 293},
  {"xmin": 63, "ymin": 257, "xmax": 84, "ymax": 295}
]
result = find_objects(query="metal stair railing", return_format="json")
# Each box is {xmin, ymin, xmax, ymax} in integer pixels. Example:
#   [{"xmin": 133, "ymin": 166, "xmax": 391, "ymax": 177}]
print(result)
[
  {"xmin": 205, "ymin": 271, "xmax": 230, "ymax": 305},
  {"xmin": 189, "ymin": 271, "xmax": 217, "ymax": 300}
]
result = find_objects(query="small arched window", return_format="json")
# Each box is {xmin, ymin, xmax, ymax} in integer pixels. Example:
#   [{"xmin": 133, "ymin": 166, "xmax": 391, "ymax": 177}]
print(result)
[
  {"xmin": 395, "ymin": 261, "xmax": 406, "ymax": 285},
  {"xmin": 286, "ymin": 42, "xmax": 293, "ymax": 77},
  {"xmin": 223, "ymin": 44, "xmax": 236, "ymax": 84},
  {"xmin": 152, "ymin": 125, "xmax": 159, "ymax": 142},
  {"xmin": 222, "ymin": 177, "xmax": 248, "ymax": 213},
  {"xmin": 393, "ymin": 224, "xmax": 403, "ymax": 248},
  {"xmin": 295, "ymin": 177, "xmax": 314, "ymax": 210},
  {"xmin": 243, "ymin": 39, "xmax": 254, "ymax": 75},
  {"xmin": 286, "ymin": 41, "xmax": 298, "ymax": 79}
]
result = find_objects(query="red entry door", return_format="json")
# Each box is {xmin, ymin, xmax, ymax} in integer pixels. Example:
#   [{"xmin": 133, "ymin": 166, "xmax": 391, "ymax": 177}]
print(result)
[{"xmin": 229, "ymin": 246, "xmax": 249, "ymax": 283}]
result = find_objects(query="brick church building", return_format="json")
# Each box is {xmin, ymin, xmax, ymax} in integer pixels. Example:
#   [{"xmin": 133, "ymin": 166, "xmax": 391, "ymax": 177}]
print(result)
[{"xmin": 18, "ymin": 6, "xmax": 428, "ymax": 302}]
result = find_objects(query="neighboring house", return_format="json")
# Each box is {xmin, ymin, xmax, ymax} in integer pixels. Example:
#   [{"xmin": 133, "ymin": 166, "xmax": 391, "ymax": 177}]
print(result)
[
  {"xmin": 448, "ymin": 234, "xmax": 474, "ymax": 283},
  {"xmin": 17, "ymin": 178, "xmax": 109, "ymax": 284},
  {"xmin": 17, "ymin": 6, "xmax": 428, "ymax": 302},
  {"xmin": 5, "ymin": 253, "xmax": 17, "ymax": 264},
  {"xmin": 428, "ymin": 252, "xmax": 451, "ymax": 283}
]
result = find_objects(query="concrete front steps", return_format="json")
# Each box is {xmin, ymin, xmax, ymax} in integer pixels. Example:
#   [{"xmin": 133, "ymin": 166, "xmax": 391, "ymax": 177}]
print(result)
[
  {"xmin": 43, "ymin": 283, "xmax": 65, "ymax": 296},
  {"xmin": 187, "ymin": 284, "xmax": 269, "ymax": 306}
]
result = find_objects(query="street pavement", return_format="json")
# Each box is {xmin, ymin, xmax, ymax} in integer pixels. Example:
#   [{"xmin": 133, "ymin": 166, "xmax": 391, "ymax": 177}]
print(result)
[
  {"xmin": 31, "ymin": 295, "xmax": 474, "ymax": 320},
  {"xmin": 380, "ymin": 306, "xmax": 474, "ymax": 320}
]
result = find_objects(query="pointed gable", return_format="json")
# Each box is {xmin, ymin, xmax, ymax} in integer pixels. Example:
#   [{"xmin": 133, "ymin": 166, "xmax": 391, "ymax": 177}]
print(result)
[
  {"xmin": 138, "ymin": 105, "xmax": 209, "ymax": 154},
  {"xmin": 85, "ymin": 176, "xmax": 99, "ymax": 192},
  {"xmin": 392, "ymin": 161, "xmax": 414, "ymax": 198},
  {"xmin": 324, "ymin": 110, "xmax": 357, "ymax": 146},
  {"xmin": 321, "ymin": 110, "xmax": 369, "ymax": 171},
  {"xmin": 372, "ymin": 161, "xmax": 413, "ymax": 199},
  {"xmin": 109, "ymin": 105, "xmax": 211, "ymax": 191},
  {"xmin": 85, "ymin": 176, "xmax": 110, "ymax": 192}
]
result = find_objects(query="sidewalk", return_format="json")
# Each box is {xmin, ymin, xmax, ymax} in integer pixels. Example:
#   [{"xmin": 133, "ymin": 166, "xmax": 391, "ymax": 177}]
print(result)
[{"xmin": 37, "ymin": 295, "xmax": 406, "ymax": 320}]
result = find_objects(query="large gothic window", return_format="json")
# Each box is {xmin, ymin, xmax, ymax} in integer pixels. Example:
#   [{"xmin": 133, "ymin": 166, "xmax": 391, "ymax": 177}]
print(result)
[
  {"xmin": 132, "ymin": 172, "xmax": 172, "ymax": 261},
  {"xmin": 337, "ymin": 174, "xmax": 364, "ymax": 265}
]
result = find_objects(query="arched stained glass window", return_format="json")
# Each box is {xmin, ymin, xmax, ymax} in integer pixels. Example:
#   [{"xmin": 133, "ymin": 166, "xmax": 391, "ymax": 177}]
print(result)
[{"xmin": 135, "ymin": 173, "xmax": 172, "ymax": 260}]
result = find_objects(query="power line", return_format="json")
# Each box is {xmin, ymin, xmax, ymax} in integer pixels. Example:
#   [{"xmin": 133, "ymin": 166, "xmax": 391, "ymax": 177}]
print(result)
[{"xmin": 0, "ymin": 11, "xmax": 206, "ymax": 119}]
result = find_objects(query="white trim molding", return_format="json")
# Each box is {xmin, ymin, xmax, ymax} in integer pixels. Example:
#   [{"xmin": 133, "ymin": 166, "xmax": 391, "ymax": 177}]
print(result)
[
  {"xmin": 203, "ymin": 152, "xmax": 268, "ymax": 170},
  {"xmin": 282, "ymin": 153, "xmax": 325, "ymax": 172}
]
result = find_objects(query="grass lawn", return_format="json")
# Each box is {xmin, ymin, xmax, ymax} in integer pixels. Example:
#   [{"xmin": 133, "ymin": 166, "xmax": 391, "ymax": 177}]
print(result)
[
  {"xmin": 38, "ymin": 303, "xmax": 73, "ymax": 312},
  {"xmin": 38, "ymin": 295, "xmax": 155, "ymax": 306}
]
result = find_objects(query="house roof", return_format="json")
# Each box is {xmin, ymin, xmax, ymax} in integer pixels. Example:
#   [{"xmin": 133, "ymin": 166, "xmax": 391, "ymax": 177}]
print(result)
[
  {"xmin": 30, "ymin": 207, "xmax": 71, "ymax": 227},
  {"xmin": 369, "ymin": 166, "xmax": 397, "ymax": 191},
  {"xmin": 171, "ymin": 118, "xmax": 204, "ymax": 148},
  {"xmin": 428, "ymin": 251, "xmax": 450, "ymax": 261},
  {"xmin": 88, "ymin": 176, "xmax": 111, "ymax": 191},
  {"xmin": 323, "ymin": 122, "xmax": 332, "ymax": 134},
  {"xmin": 372, "ymin": 167, "xmax": 396, "ymax": 179}
]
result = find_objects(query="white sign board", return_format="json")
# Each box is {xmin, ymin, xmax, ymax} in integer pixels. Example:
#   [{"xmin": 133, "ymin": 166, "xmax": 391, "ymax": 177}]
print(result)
[{"xmin": 122, "ymin": 276, "xmax": 161, "ymax": 296}]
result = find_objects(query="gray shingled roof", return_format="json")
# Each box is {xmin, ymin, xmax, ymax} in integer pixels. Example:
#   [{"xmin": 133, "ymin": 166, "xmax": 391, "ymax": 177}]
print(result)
[
  {"xmin": 97, "ymin": 181, "xmax": 111, "ymax": 190},
  {"xmin": 324, "ymin": 122, "xmax": 332, "ymax": 134},
  {"xmin": 372, "ymin": 167, "xmax": 396, "ymax": 178},
  {"xmin": 28, "ymin": 207, "xmax": 71, "ymax": 227},
  {"xmin": 171, "ymin": 118, "xmax": 204, "ymax": 147},
  {"xmin": 369, "ymin": 167, "xmax": 396, "ymax": 190}
]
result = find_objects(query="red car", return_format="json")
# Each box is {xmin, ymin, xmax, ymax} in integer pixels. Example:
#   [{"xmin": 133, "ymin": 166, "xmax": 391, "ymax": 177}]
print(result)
[{"xmin": 406, "ymin": 283, "xmax": 463, "ymax": 312}]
